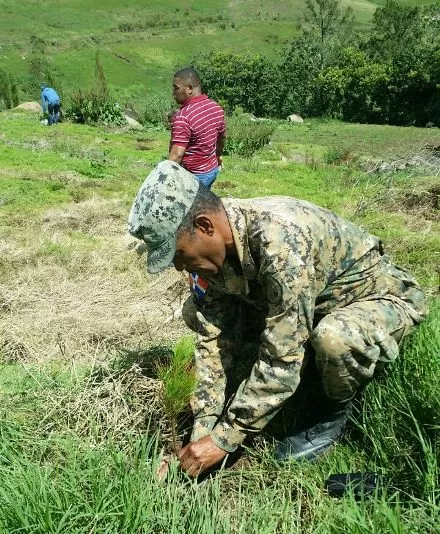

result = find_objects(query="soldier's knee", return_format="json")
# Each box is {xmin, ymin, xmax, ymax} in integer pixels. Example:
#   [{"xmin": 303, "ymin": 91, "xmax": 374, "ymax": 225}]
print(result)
[{"xmin": 310, "ymin": 317, "xmax": 349, "ymax": 359}]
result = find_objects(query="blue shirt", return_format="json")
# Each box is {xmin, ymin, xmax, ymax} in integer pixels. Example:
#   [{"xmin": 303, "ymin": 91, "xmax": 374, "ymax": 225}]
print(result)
[{"xmin": 41, "ymin": 87, "xmax": 60, "ymax": 111}]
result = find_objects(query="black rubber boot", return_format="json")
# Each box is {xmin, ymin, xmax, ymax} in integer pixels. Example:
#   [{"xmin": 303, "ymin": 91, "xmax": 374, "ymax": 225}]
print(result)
[{"xmin": 273, "ymin": 399, "xmax": 352, "ymax": 462}]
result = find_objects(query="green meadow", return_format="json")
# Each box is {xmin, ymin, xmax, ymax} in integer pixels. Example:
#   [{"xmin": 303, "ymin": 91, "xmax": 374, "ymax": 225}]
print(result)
[{"xmin": 0, "ymin": 106, "xmax": 439, "ymax": 531}]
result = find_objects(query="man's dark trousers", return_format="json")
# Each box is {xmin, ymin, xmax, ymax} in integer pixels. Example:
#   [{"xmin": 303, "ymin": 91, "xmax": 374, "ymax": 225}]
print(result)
[{"xmin": 48, "ymin": 102, "xmax": 60, "ymax": 125}]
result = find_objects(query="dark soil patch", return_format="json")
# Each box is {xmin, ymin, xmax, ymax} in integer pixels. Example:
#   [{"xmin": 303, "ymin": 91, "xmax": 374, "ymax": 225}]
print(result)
[
  {"xmin": 136, "ymin": 138, "xmax": 153, "ymax": 151},
  {"xmin": 215, "ymin": 180, "xmax": 237, "ymax": 190},
  {"xmin": 396, "ymin": 184, "xmax": 440, "ymax": 221}
]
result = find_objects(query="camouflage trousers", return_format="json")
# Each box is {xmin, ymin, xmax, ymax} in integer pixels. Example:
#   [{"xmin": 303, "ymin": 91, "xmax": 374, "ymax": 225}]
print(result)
[{"xmin": 310, "ymin": 296, "xmax": 422, "ymax": 400}]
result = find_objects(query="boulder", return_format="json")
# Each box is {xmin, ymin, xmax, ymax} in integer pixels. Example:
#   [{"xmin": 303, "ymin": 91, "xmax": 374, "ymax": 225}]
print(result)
[
  {"xmin": 13, "ymin": 101, "xmax": 42, "ymax": 113},
  {"xmin": 124, "ymin": 114, "xmax": 143, "ymax": 130},
  {"xmin": 287, "ymin": 113, "xmax": 304, "ymax": 123}
]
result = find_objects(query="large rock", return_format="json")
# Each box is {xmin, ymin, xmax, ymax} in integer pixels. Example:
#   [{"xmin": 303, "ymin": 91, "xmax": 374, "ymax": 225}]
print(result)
[
  {"xmin": 124, "ymin": 114, "xmax": 143, "ymax": 130},
  {"xmin": 13, "ymin": 101, "xmax": 42, "ymax": 113},
  {"xmin": 287, "ymin": 113, "xmax": 304, "ymax": 123}
]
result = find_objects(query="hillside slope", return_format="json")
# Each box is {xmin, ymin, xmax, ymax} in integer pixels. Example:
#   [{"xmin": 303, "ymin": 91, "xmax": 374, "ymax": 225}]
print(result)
[{"xmin": 0, "ymin": 0, "xmax": 434, "ymax": 106}]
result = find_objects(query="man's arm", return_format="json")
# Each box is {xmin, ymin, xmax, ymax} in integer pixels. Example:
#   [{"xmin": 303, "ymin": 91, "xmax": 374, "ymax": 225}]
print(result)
[
  {"xmin": 41, "ymin": 93, "xmax": 47, "ymax": 113},
  {"xmin": 210, "ymin": 265, "xmax": 314, "ymax": 452},
  {"xmin": 177, "ymin": 285, "xmax": 240, "ymax": 476},
  {"xmin": 168, "ymin": 144, "xmax": 186, "ymax": 164},
  {"xmin": 169, "ymin": 112, "xmax": 189, "ymax": 164},
  {"xmin": 184, "ymin": 286, "xmax": 239, "ymax": 442},
  {"xmin": 216, "ymin": 132, "xmax": 226, "ymax": 168}
]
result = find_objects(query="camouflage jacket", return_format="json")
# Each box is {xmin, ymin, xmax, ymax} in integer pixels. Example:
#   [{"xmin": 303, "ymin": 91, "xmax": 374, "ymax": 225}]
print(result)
[{"xmin": 189, "ymin": 197, "xmax": 422, "ymax": 452}]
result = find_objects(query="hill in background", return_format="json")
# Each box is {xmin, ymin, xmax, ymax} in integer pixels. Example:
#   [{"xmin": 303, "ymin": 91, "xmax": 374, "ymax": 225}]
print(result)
[{"xmin": 0, "ymin": 0, "xmax": 435, "ymax": 108}]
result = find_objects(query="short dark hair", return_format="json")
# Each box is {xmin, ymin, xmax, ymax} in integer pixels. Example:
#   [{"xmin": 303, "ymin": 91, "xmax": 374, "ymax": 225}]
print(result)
[
  {"xmin": 177, "ymin": 186, "xmax": 222, "ymax": 237},
  {"xmin": 173, "ymin": 67, "xmax": 201, "ymax": 88}
]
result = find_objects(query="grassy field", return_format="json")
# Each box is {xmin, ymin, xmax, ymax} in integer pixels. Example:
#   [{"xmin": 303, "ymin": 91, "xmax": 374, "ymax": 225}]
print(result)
[
  {"xmin": 1, "ymin": 0, "xmax": 436, "ymax": 108},
  {"xmin": 0, "ymin": 108, "xmax": 439, "ymax": 531}
]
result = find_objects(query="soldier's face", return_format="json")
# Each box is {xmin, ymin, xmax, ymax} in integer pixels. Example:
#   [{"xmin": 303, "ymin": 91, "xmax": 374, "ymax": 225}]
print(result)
[{"xmin": 173, "ymin": 229, "xmax": 226, "ymax": 275}]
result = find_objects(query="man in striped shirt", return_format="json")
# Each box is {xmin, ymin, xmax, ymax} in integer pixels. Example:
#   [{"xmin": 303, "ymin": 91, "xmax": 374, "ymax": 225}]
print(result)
[{"xmin": 168, "ymin": 67, "xmax": 226, "ymax": 187}]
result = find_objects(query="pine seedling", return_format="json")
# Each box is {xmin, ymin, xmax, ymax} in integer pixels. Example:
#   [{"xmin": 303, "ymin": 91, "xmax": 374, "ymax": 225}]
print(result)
[{"xmin": 156, "ymin": 336, "xmax": 196, "ymax": 454}]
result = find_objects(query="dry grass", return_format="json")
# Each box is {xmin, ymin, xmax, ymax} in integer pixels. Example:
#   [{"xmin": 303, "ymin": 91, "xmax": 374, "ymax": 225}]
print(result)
[
  {"xmin": 0, "ymin": 196, "xmax": 190, "ymax": 364},
  {"xmin": 391, "ymin": 181, "xmax": 440, "ymax": 222},
  {"xmin": 352, "ymin": 146, "xmax": 440, "ymax": 218},
  {"xmin": 38, "ymin": 363, "xmax": 171, "ymax": 449}
]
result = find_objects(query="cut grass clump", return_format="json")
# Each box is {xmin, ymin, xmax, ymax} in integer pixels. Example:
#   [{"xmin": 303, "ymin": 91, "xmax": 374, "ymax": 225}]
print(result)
[{"xmin": 45, "ymin": 362, "xmax": 169, "ymax": 449}]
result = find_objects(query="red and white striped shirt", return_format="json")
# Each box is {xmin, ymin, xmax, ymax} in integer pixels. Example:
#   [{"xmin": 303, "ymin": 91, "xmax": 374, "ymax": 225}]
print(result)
[{"xmin": 171, "ymin": 94, "xmax": 226, "ymax": 174}]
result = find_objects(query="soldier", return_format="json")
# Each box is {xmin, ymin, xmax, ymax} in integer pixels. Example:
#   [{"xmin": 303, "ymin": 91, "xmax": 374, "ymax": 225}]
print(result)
[{"xmin": 128, "ymin": 161, "xmax": 427, "ymax": 477}]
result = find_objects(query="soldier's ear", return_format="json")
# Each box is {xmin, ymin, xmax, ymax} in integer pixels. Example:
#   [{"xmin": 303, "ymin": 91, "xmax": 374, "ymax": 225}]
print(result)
[{"xmin": 194, "ymin": 215, "xmax": 214, "ymax": 236}]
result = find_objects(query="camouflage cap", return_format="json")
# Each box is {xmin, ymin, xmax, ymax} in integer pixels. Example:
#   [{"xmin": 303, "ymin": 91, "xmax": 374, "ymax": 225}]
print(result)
[{"xmin": 127, "ymin": 160, "xmax": 200, "ymax": 273}]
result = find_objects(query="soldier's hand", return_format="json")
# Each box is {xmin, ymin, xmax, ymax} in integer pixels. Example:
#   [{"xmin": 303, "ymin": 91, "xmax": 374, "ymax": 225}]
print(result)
[{"xmin": 177, "ymin": 436, "xmax": 227, "ymax": 477}]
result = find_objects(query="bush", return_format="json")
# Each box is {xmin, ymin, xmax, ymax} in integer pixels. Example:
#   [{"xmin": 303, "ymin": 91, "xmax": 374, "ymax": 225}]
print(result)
[
  {"xmin": 142, "ymin": 95, "xmax": 176, "ymax": 129},
  {"xmin": 224, "ymin": 114, "xmax": 276, "ymax": 157},
  {"xmin": 192, "ymin": 51, "xmax": 282, "ymax": 118},
  {"xmin": 66, "ymin": 89, "xmax": 125, "ymax": 126},
  {"xmin": 0, "ymin": 69, "xmax": 20, "ymax": 110}
]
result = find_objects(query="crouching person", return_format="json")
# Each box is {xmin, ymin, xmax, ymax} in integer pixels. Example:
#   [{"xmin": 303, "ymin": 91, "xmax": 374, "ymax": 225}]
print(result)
[{"xmin": 128, "ymin": 161, "xmax": 427, "ymax": 477}]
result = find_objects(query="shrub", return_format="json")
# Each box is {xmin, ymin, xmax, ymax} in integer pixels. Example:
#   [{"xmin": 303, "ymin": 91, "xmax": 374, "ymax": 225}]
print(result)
[
  {"xmin": 66, "ymin": 51, "xmax": 124, "ymax": 126},
  {"xmin": 66, "ymin": 89, "xmax": 125, "ymax": 126},
  {"xmin": 142, "ymin": 95, "xmax": 176, "ymax": 129},
  {"xmin": 224, "ymin": 114, "xmax": 276, "ymax": 157},
  {"xmin": 0, "ymin": 69, "xmax": 19, "ymax": 110},
  {"xmin": 192, "ymin": 51, "xmax": 282, "ymax": 118},
  {"xmin": 323, "ymin": 146, "xmax": 356, "ymax": 165}
]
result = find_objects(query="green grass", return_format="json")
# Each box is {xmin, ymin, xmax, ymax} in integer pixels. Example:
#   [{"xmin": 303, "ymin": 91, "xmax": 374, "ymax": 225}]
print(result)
[
  {"xmin": 273, "ymin": 119, "xmax": 440, "ymax": 159},
  {"xmin": 0, "ymin": 109, "xmax": 439, "ymax": 531},
  {"xmin": 0, "ymin": 305, "xmax": 438, "ymax": 532}
]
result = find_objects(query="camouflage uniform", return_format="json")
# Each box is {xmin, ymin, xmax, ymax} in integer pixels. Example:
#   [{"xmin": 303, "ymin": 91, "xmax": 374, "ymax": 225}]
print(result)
[{"xmin": 182, "ymin": 197, "xmax": 427, "ymax": 452}]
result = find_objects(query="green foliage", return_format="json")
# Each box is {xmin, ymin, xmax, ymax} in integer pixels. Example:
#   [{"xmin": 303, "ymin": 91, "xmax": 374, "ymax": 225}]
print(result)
[
  {"xmin": 25, "ymin": 54, "xmax": 63, "ymax": 100},
  {"xmin": 192, "ymin": 51, "xmax": 282, "ymax": 118},
  {"xmin": 367, "ymin": 0, "xmax": 422, "ymax": 60},
  {"xmin": 66, "ymin": 89, "xmax": 124, "ymax": 125},
  {"xmin": 224, "ymin": 113, "xmax": 276, "ymax": 157},
  {"xmin": 278, "ymin": 37, "xmax": 322, "ymax": 117},
  {"xmin": 323, "ymin": 146, "xmax": 355, "ymax": 165},
  {"xmin": 316, "ymin": 48, "xmax": 392, "ymax": 123},
  {"xmin": 66, "ymin": 51, "xmax": 124, "ymax": 126},
  {"xmin": 142, "ymin": 94, "xmax": 176, "ymax": 128},
  {"xmin": 156, "ymin": 335, "xmax": 196, "ymax": 417},
  {"xmin": 156, "ymin": 336, "xmax": 196, "ymax": 451},
  {"xmin": 303, "ymin": 0, "xmax": 355, "ymax": 69},
  {"xmin": 0, "ymin": 69, "xmax": 19, "ymax": 110}
]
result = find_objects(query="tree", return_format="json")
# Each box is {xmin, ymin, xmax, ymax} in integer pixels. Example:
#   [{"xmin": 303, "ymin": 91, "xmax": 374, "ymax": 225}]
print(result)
[
  {"xmin": 191, "ymin": 51, "xmax": 282, "ymax": 117},
  {"xmin": 279, "ymin": 37, "xmax": 322, "ymax": 117},
  {"xmin": 303, "ymin": 0, "xmax": 355, "ymax": 69},
  {"xmin": 367, "ymin": 0, "xmax": 422, "ymax": 60}
]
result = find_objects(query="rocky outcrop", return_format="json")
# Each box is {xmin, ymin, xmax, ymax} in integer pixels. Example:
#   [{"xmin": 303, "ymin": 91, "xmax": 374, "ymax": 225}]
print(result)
[
  {"xmin": 287, "ymin": 113, "xmax": 304, "ymax": 123},
  {"xmin": 13, "ymin": 102, "xmax": 42, "ymax": 112}
]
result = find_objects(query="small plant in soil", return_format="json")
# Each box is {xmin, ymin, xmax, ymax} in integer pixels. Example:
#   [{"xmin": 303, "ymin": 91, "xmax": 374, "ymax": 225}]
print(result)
[{"xmin": 156, "ymin": 335, "xmax": 196, "ymax": 454}]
